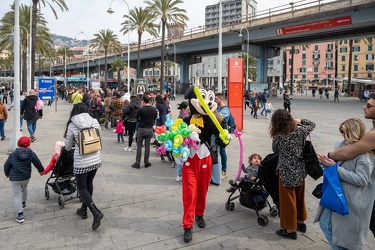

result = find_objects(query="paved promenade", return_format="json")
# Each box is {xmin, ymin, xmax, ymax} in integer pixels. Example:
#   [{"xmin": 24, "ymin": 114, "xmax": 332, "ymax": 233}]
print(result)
[{"xmin": 0, "ymin": 91, "xmax": 374, "ymax": 249}]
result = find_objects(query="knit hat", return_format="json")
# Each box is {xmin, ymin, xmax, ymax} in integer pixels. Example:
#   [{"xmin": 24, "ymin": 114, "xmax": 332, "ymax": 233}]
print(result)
[{"xmin": 18, "ymin": 136, "xmax": 31, "ymax": 148}]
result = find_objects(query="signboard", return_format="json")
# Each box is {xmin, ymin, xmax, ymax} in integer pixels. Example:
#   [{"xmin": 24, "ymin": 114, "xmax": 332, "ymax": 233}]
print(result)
[
  {"xmin": 92, "ymin": 81, "xmax": 100, "ymax": 89},
  {"xmin": 135, "ymin": 79, "xmax": 147, "ymax": 95},
  {"xmin": 227, "ymin": 58, "xmax": 244, "ymax": 131},
  {"xmin": 250, "ymin": 83, "xmax": 269, "ymax": 93},
  {"xmin": 276, "ymin": 15, "xmax": 352, "ymax": 36},
  {"xmin": 38, "ymin": 78, "xmax": 55, "ymax": 100}
]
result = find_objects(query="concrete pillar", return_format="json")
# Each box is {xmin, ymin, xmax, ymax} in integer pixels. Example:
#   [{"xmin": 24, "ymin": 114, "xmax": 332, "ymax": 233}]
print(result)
[
  {"xmin": 256, "ymin": 46, "xmax": 268, "ymax": 83},
  {"xmin": 180, "ymin": 54, "xmax": 190, "ymax": 94}
]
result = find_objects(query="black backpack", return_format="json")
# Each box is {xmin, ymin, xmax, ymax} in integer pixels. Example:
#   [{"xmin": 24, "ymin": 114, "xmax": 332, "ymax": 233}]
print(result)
[{"xmin": 90, "ymin": 97, "xmax": 98, "ymax": 109}]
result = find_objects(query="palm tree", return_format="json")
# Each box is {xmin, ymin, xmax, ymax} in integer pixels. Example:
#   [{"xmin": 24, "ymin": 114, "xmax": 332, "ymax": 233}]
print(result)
[
  {"xmin": 91, "ymin": 29, "xmax": 121, "ymax": 89},
  {"xmin": 121, "ymin": 7, "xmax": 159, "ymax": 79},
  {"xmin": 144, "ymin": 0, "xmax": 188, "ymax": 93},
  {"xmin": 239, "ymin": 53, "xmax": 257, "ymax": 81},
  {"xmin": 110, "ymin": 58, "xmax": 127, "ymax": 89},
  {"xmin": 0, "ymin": 3, "xmax": 53, "ymax": 91},
  {"xmin": 31, "ymin": 0, "xmax": 68, "ymax": 88}
]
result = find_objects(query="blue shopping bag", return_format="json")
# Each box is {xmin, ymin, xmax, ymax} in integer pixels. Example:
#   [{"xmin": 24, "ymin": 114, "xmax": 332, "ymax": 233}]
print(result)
[{"xmin": 319, "ymin": 164, "xmax": 349, "ymax": 216}]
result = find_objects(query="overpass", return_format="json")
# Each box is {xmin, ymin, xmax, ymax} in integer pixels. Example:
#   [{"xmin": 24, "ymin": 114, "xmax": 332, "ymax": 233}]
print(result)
[{"xmin": 53, "ymin": 0, "xmax": 375, "ymax": 92}]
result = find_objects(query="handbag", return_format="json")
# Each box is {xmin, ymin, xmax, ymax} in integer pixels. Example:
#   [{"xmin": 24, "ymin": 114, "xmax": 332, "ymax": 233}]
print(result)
[
  {"xmin": 204, "ymin": 141, "xmax": 218, "ymax": 164},
  {"xmin": 302, "ymin": 136, "xmax": 323, "ymax": 180},
  {"xmin": 319, "ymin": 164, "xmax": 349, "ymax": 216},
  {"xmin": 312, "ymin": 183, "xmax": 322, "ymax": 199}
]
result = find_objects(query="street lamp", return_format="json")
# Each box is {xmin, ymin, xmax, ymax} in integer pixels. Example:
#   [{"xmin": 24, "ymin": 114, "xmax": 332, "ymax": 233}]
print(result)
[
  {"xmin": 107, "ymin": 0, "xmax": 131, "ymax": 93},
  {"xmin": 74, "ymin": 31, "xmax": 90, "ymax": 89},
  {"xmin": 239, "ymin": 27, "xmax": 249, "ymax": 90},
  {"xmin": 166, "ymin": 42, "xmax": 176, "ymax": 96}
]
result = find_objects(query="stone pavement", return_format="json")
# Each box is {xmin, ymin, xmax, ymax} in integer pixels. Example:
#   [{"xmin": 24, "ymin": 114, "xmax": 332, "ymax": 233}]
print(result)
[{"xmin": 0, "ymin": 91, "xmax": 374, "ymax": 249}]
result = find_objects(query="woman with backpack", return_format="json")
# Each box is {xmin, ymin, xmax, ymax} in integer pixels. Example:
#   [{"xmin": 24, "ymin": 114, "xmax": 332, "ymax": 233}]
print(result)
[
  {"xmin": 89, "ymin": 90, "xmax": 102, "ymax": 122},
  {"xmin": 64, "ymin": 102, "xmax": 104, "ymax": 231}
]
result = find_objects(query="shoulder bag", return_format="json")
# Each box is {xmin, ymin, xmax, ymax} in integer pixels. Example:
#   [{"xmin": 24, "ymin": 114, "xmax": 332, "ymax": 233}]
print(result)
[{"xmin": 302, "ymin": 135, "xmax": 323, "ymax": 180}]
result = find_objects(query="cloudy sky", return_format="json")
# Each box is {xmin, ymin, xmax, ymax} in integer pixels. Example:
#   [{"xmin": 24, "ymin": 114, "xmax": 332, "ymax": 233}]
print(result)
[{"xmin": 1, "ymin": 0, "xmax": 317, "ymax": 43}]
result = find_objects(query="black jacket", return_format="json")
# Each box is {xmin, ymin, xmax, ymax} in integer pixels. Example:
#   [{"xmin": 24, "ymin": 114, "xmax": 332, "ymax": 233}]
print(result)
[
  {"xmin": 123, "ymin": 100, "xmax": 141, "ymax": 122},
  {"xmin": 4, "ymin": 148, "xmax": 44, "ymax": 181},
  {"xmin": 21, "ymin": 95, "xmax": 43, "ymax": 121}
]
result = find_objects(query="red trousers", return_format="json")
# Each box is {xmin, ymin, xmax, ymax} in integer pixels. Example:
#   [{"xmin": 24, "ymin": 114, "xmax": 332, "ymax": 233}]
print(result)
[
  {"xmin": 182, "ymin": 154, "xmax": 212, "ymax": 228},
  {"xmin": 278, "ymin": 177, "xmax": 307, "ymax": 231}
]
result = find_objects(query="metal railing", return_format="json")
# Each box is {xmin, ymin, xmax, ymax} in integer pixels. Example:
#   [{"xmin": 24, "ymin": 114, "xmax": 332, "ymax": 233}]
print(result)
[{"xmin": 57, "ymin": 0, "xmax": 362, "ymax": 67}]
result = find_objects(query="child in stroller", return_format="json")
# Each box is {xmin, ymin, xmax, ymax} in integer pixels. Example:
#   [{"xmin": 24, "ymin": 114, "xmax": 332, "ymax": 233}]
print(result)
[
  {"xmin": 44, "ymin": 143, "xmax": 79, "ymax": 208},
  {"xmin": 225, "ymin": 153, "xmax": 278, "ymax": 226}
]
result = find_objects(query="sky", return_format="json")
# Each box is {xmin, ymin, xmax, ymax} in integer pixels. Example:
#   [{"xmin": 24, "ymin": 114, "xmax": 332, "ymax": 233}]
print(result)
[{"xmin": 1, "ymin": 0, "xmax": 299, "ymax": 43}]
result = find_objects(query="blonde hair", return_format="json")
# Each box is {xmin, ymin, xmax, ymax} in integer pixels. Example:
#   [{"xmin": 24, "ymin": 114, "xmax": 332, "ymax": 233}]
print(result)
[{"xmin": 339, "ymin": 118, "xmax": 366, "ymax": 143}]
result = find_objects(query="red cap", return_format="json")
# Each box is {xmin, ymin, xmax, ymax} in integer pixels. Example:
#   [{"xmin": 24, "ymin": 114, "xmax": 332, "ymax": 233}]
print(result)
[{"xmin": 18, "ymin": 136, "xmax": 31, "ymax": 148}]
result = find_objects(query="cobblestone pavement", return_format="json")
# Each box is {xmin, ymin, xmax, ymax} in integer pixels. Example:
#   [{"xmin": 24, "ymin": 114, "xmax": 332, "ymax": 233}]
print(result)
[{"xmin": 0, "ymin": 91, "xmax": 374, "ymax": 249}]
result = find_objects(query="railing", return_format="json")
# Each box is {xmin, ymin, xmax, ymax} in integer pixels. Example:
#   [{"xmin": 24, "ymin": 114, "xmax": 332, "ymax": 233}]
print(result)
[{"xmin": 57, "ymin": 0, "xmax": 362, "ymax": 66}]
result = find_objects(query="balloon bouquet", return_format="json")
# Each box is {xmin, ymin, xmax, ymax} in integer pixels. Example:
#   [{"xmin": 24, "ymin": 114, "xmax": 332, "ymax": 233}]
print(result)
[{"xmin": 154, "ymin": 115, "xmax": 201, "ymax": 165}]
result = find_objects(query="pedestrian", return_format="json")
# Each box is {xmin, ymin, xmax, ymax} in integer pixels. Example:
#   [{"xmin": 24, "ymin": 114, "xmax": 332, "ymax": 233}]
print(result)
[
  {"xmin": 316, "ymin": 118, "xmax": 375, "ymax": 249},
  {"xmin": 123, "ymin": 95, "xmax": 141, "ymax": 152},
  {"xmin": 322, "ymin": 92, "xmax": 375, "ymax": 238},
  {"xmin": 155, "ymin": 94, "xmax": 170, "ymax": 162},
  {"xmin": 319, "ymin": 88, "xmax": 324, "ymax": 99},
  {"xmin": 260, "ymin": 89, "xmax": 268, "ymax": 116},
  {"xmin": 334, "ymin": 89, "xmax": 339, "ymax": 102},
  {"xmin": 111, "ymin": 91, "xmax": 124, "ymax": 129},
  {"xmin": 252, "ymin": 99, "xmax": 259, "ymax": 119},
  {"xmin": 131, "ymin": 94, "xmax": 157, "ymax": 169},
  {"xmin": 4, "ymin": 136, "xmax": 44, "ymax": 223},
  {"xmin": 41, "ymin": 141, "xmax": 65, "ymax": 176},
  {"xmin": 265, "ymin": 98, "xmax": 273, "ymax": 119},
  {"xmin": 103, "ymin": 90, "xmax": 112, "ymax": 130},
  {"xmin": 89, "ymin": 89, "xmax": 102, "ymax": 122},
  {"xmin": 115, "ymin": 119, "xmax": 125, "ymax": 143},
  {"xmin": 21, "ymin": 90, "xmax": 43, "ymax": 142},
  {"xmin": 176, "ymin": 101, "xmax": 190, "ymax": 181},
  {"xmin": 312, "ymin": 88, "xmax": 316, "ymax": 97},
  {"xmin": 64, "ymin": 102, "xmax": 104, "ymax": 230},
  {"xmin": 3, "ymin": 89, "xmax": 8, "ymax": 104},
  {"xmin": 0, "ymin": 99, "xmax": 8, "ymax": 140},
  {"xmin": 270, "ymin": 109, "xmax": 315, "ymax": 240},
  {"xmin": 215, "ymin": 93, "xmax": 230, "ymax": 180},
  {"xmin": 71, "ymin": 88, "xmax": 83, "ymax": 104},
  {"xmin": 283, "ymin": 90, "xmax": 292, "ymax": 113}
]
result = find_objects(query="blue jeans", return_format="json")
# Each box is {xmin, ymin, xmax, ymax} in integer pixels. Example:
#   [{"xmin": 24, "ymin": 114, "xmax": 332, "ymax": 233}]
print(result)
[
  {"xmin": 26, "ymin": 120, "xmax": 37, "ymax": 137},
  {"xmin": 220, "ymin": 146, "xmax": 227, "ymax": 172},
  {"xmin": 117, "ymin": 134, "xmax": 124, "ymax": 143},
  {"xmin": 260, "ymin": 101, "xmax": 266, "ymax": 115},
  {"xmin": 319, "ymin": 208, "xmax": 348, "ymax": 250},
  {"xmin": 0, "ymin": 120, "xmax": 5, "ymax": 137}
]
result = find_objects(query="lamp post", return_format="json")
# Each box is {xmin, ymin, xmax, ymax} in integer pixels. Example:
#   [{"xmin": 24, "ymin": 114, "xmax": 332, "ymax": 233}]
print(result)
[
  {"xmin": 74, "ymin": 31, "xmax": 90, "ymax": 89},
  {"xmin": 239, "ymin": 27, "xmax": 249, "ymax": 90},
  {"xmin": 9, "ymin": 0, "xmax": 21, "ymax": 152},
  {"xmin": 19, "ymin": 25, "xmax": 31, "ymax": 93},
  {"xmin": 107, "ymin": 0, "xmax": 131, "ymax": 93},
  {"xmin": 218, "ymin": 0, "xmax": 223, "ymax": 93},
  {"xmin": 166, "ymin": 42, "xmax": 176, "ymax": 96}
]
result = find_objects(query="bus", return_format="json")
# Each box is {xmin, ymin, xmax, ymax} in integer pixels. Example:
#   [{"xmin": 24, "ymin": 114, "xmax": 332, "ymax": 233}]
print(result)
[{"xmin": 67, "ymin": 77, "xmax": 90, "ymax": 88}]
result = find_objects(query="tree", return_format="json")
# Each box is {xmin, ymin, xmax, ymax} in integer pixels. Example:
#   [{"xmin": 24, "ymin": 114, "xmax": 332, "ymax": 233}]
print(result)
[
  {"xmin": 239, "ymin": 53, "xmax": 257, "ymax": 81},
  {"xmin": 0, "ymin": 3, "xmax": 53, "ymax": 91},
  {"xmin": 91, "ymin": 29, "xmax": 122, "ymax": 90},
  {"xmin": 31, "ymin": 0, "xmax": 68, "ymax": 88},
  {"xmin": 121, "ymin": 7, "xmax": 158, "ymax": 79},
  {"xmin": 144, "ymin": 0, "xmax": 188, "ymax": 93},
  {"xmin": 56, "ymin": 46, "xmax": 74, "ymax": 78},
  {"xmin": 109, "ymin": 58, "xmax": 127, "ymax": 89}
]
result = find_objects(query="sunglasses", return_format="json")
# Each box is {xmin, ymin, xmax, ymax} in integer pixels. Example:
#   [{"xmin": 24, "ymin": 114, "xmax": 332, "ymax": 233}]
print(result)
[
  {"xmin": 366, "ymin": 103, "xmax": 375, "ymax": 109},
  {"xmin": 339, "ymin": 128, "xmax": 345, "ymax": 134}
]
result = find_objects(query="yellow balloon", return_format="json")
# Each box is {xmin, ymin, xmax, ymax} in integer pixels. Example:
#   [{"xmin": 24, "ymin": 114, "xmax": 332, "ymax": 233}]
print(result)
[
  {"xmin": 193, "ymin": 87, "xmax": 229, "ymax": 145},
  {"xmin": 172, "ymin": 118, "xmax": 183, "ymax": 131}
]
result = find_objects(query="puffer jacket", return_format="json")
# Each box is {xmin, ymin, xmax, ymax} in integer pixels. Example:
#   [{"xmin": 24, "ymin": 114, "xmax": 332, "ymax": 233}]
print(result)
[
  {"xmin": 123, "ymin": 99, "xmax": 141, "ymax": 122},
  {"xmin": 21, "ymin": 95, "xmax": 43, "ymax": 121},
  {"xmin": 64, "ymin": 113, "xmax": 102, "ymax": 169},
  {"xmin": 4, "ymin": 148, "xmax": 44, "ymax": 181}
]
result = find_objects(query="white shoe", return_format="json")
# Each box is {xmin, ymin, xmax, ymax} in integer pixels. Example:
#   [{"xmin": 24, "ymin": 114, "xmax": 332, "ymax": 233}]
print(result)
[
  {"xmin": 113, "ymin": 129, "xmax": 116, "ymax": 133},
  {"xmin": 176, "ymin": 176, "xmax": 182, "ymax": 182},
  {"xmin": 124, "ymin": 146, "xmax": 132, "ymax": 152}
]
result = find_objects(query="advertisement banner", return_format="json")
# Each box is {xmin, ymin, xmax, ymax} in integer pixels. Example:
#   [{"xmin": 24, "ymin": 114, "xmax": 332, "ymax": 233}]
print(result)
[
  {"xmin": 227, "ymin": 58, "xmax": 244, "ymax": 131},
  {"xmin": 38, "ymin": 78, "xmax": 55, "ymax": 100}
]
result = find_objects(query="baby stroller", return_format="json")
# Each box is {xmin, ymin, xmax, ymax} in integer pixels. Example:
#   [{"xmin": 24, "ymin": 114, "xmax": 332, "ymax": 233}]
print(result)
[
  {"xmin": 225, "ymin": 177, "xmax": 278, "ymax": 226},
  {"xmin": 44, "ymin": 147, "xmax": 80, "ymax": 209}
]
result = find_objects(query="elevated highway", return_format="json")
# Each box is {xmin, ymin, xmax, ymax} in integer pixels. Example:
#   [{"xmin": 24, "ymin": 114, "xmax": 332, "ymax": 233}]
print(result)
[{"xmin": 54, "ymin": 0, "xmax": 375, "ymax": 92}]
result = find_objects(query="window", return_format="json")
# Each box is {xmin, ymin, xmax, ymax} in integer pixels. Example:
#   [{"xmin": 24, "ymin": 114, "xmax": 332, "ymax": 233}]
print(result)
[
  {"xmin": 326, "ymin": 53, "xmax": 333, "ymax": 59},
  {"xmin": 369, "ymin": 45, "xmax": 373, "ymax": 51},
  {"xmin": 314, "ymin": 74, "xmax": 319, "ymax": 79},
  {"xmin": 302, "ymin": 60, "xmax": 306, "ymax": 66},
  {"xmin": 313, "ymin": 54, "xmax": 320, "ymax": 60},
  {"xmin": 315, "ymin": 45, "xmax": 319, "ymax": 51},
  {"xmin": 314, "ymin": 67, "xmax": 318, "ymax": 72},
  {"xmin": 299, "ymin": 68, "xmax": 306, "ymax": 73},
  {"xmin": 341, "ymin": 65, "xmax": 346, "ymax": 71},
  {"xmin": 354, "ymin": 55, "xmax": 359, "ymax": 61},
  {"xmin": 342, "ymin": 74, "xmax": 346, "ymax": 78},
  {"xmin": 368, "ymin": 73, "xmax": 372, "ymax": 78},
  {"xmin": 353, "ymin": 46, "xmax": 360, "ymax": 52},
  {"xmin": 340, "ymin": 47, "xmax": 348, "ymax": 53},
  {"xmin": 366, "ymin": 54, "xmax": 374, "ymax": 60},
  {"xmin": 354, "ymin": 73, "xmax": 358, "ymax": 78},
  {"xmin": 341, "ymin": 40, "xmax": 348, "ymax": 44},
  {"xmin": 327, "ymin": 44, "xmax": 333, "ymax": 51},
  {"xmin": 354, "ymin": 65, "xmax": 359, "ymax": 71},
  {"xmin": 342, "ymin": 56, "xmax": 346, "ymax": 61},
  {"xmin": 302, "ymin": 54, "xmax": 306, "ymax": 59},
  {"xmin": 302, "ymin": 75, "xmax": 306, "ymax": 79},
  {"xmin": 366, "ymin": 64, "xmax": 374, "ymax": 70},
  {"xmin": 328, "ymin": 74, "xmax": 331, "ymax": 78},
  {"xmin": 294, "ymin": 75, "xmax": 298, "ymax": 79},
  {"xmin": 289, "ymin": 59, "xmax": 292, "ymax": 65},
  {"xmin": 326, "ymin": 62, "xmax": 333, "ymax": 68}
]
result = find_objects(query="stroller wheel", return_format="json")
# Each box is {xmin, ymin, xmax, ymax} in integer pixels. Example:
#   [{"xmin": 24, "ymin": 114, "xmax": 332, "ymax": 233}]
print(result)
[
  {"xmin": 58, "ymin": 195, "xmax": 65, "ymax": 209},
  {"xmin": 270, "ymin": 206, "xmax": 278, "ymax": 217},
  {"xmin": 257, "ymin": 215, "xmax": 268, "ymax": 226},
  {"xmin": 225, "ymin": 202, "xmax": 235, "ymax": 211},
  {"xmin": 45, "ymin": 186, "xmax": 50, "ymax": 200}
]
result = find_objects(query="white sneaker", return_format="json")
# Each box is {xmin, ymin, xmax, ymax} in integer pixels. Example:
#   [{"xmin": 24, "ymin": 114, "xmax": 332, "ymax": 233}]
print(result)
[
  {"xmin": 176, "ymin": 176, "xmax": 182, "ymax": 182},
  {"xmin": 124, "ymin": 146, "xmax": 132, "ymax": 152}
]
